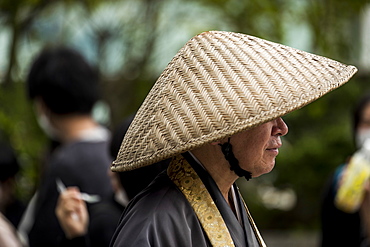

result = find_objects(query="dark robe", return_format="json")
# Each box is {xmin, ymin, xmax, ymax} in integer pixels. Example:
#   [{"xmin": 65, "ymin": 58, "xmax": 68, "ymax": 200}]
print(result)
[{"xmin": 110, "ymin": 152, "xmax": 263, "ymax": 247}]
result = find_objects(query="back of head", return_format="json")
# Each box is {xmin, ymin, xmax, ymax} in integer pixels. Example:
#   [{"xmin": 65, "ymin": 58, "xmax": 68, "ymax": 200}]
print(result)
[{"xmin": 26, "ymin": 46, "xmax": 99, "ymax": 115}]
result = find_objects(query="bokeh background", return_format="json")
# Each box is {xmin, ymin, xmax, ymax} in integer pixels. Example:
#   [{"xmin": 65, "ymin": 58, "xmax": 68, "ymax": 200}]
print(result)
[{"xmin": 1, "ymin": 0, "xmax": 370, "ymax": 246}]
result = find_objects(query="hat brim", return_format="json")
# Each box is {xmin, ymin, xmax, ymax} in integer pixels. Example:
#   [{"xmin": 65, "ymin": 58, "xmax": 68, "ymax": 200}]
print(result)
[{"xmin": 112, "ymin": 31, "xmax": 357, "ymax": 172}]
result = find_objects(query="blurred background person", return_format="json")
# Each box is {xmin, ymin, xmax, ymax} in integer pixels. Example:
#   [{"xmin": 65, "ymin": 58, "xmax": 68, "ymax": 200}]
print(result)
[
  {"xmin": 54, "ymin": 114, "xmax": 169, "ymax": 246},
  {"xmin": 0, "ymin": 142, "xmax": 25, "ymax": 229},
  {"xmin": 0, "ymin": 142, "xmax": 24, "ymax": 247},
  {"xmin": 20, "ymin": 46, "xmax": 113, "ymax": 247},
  {"xmin": 320, "ymin": 92, "xmax": 370, "ymax": 247},
  {"xmin": 0, "ymin": 204, "xmax": 23, "ymax": 247}
]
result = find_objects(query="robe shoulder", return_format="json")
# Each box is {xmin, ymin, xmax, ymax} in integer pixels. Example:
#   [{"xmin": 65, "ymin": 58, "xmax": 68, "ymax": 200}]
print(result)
[{"xmin": 110, "ymin": 172, "xmax": 211, "ymax": 247}]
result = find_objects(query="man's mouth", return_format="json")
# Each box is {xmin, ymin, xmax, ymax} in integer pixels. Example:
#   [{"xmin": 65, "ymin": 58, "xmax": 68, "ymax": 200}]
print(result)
[
  {"xmin": 266, "ymin": 142, "xmax": 282, "ymax": 153},
  {"xmin": 266, "ymin": 148, "xmax": 279, "ymax": 156}
]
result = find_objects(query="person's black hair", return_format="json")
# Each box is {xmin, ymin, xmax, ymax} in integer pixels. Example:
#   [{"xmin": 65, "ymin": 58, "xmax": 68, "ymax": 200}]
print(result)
[
  {"xmin": 26, "ymin": 46, "xmax": 100, "ymax": 115},
  {"xmin": 0, "ymin": 143, "xmax": 20, "ymax": 182},
  {"xmin": 109, "ymin": 114, "xmax": 135, "ymax": 160},
  {"xmin": 353, "ymin": 93, "xmax": 370, "ymax": 140},
  {"xmin": 110, "ymin": 114, "xmax": 169, "ymax": 200}
]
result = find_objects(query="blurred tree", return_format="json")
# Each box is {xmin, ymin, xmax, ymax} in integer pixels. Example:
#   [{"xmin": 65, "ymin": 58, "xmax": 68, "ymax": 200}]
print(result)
[
  {"xmin": 0, "ymin": 0, "xmax": 43, "ymax": 88},
  {"xmin": 196, "ymin": 0, "xmax": 285, "ymax": 41},
  {"xmin": 0, "ymin": 0, "xmax": 103, "ymax": 88},
  {"xmin": 92, "ymin": 0, "xmax": 166, "ymax": 126}
]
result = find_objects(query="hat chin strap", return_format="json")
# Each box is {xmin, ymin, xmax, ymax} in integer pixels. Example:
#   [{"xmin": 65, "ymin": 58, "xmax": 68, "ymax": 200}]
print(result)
[{"xmin": 218, "ymin": 138, "xmax": 252, "ymax": 181}]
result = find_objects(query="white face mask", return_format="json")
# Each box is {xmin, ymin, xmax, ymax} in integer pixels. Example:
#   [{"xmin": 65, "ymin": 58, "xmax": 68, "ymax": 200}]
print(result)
[
  {"xmin": 355, "ymin": 128, "xmax": 370, "ymax": 149},
  {"xmin": 37, "ymin": 113, "xmax": 59, "ymax": 140}
]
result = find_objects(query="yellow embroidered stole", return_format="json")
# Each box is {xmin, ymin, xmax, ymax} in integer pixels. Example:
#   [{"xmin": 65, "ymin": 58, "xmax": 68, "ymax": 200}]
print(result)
[{"xmin": 167, "ymin": 155, "xmax": 267, "ymax": 247}]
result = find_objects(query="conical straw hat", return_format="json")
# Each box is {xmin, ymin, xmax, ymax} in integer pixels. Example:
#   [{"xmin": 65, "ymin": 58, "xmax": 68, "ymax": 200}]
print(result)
[{"xmin": 112, "ymin": 31, "xmax": 357, "ymax": 172}]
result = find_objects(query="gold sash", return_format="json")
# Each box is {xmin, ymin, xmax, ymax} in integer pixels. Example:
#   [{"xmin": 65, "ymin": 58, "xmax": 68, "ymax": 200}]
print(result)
[{"xmin": 167, "ymin": 155, "xmax": 267, "ymax": 247}]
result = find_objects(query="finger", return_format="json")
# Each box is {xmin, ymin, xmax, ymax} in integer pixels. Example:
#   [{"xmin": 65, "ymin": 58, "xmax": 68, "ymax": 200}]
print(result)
[{"xmin": 56, "ymin": 194, "xmax": 83, "ymax": 217}]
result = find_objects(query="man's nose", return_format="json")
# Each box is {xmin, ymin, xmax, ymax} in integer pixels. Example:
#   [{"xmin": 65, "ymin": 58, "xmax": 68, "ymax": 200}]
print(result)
[{"xmin": 273, "ymin": 117, "xmax": 288, "ymax": 136}]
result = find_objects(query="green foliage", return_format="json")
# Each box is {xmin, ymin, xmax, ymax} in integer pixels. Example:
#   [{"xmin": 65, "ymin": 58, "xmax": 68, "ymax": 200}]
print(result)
[
  {"xmin": 197, "ymin": 0, "xmax": 286, "ymax": 41},
  {"xmin": 0, "ymin": 82, "xmax": 47, "ymax": 200}
]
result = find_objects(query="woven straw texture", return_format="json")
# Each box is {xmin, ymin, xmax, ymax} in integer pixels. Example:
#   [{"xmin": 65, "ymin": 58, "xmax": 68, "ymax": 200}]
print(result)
[{"xmin": 112, "ymin": 31, "xmax": 357, "ymax": 172}]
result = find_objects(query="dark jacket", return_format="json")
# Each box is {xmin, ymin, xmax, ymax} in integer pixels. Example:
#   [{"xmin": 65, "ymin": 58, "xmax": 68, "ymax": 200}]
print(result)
[{"xmin": 28, "ymin": 140, "xmax": 113, "ymax": 247}]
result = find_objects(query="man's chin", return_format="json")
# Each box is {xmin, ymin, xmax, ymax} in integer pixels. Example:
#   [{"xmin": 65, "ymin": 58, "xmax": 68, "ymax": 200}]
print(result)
[{"xmin": 255, "ymin": 163, "xmax": 275, "ymax": 177}]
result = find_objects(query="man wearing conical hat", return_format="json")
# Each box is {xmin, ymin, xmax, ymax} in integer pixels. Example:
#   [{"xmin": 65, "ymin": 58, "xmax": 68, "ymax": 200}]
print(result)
[{"xmin": 110, "ymin": 31, "xmax": 357, "ymax": 247}]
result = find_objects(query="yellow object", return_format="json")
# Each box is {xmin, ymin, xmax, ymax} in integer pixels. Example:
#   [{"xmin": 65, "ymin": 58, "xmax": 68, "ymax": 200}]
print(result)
[{"xmin": 335, "ymin": 152, "xmax": 370, "ymax": 213}]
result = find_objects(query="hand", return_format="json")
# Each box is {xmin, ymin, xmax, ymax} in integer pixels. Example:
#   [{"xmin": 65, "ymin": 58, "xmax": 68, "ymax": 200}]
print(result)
[
  {"xmin": 55, "ymin": 187, "xmax": 89, "ymax": 239},
  {"xmin": 360, "ymin": 180, "xmax": 370, "ymax": 241}
]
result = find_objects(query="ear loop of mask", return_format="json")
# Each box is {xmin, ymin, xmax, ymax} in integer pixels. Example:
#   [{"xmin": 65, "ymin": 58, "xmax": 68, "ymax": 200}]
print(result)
[{"xmin": 218, "ymin": 137, "xmax": 252, "ymax": 181}]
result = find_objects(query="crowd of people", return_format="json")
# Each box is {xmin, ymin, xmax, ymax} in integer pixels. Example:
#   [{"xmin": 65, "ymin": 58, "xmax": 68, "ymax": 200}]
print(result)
[{"xmin": 0, "ymin": 30, "xmax": 367, "ymax": 247}]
